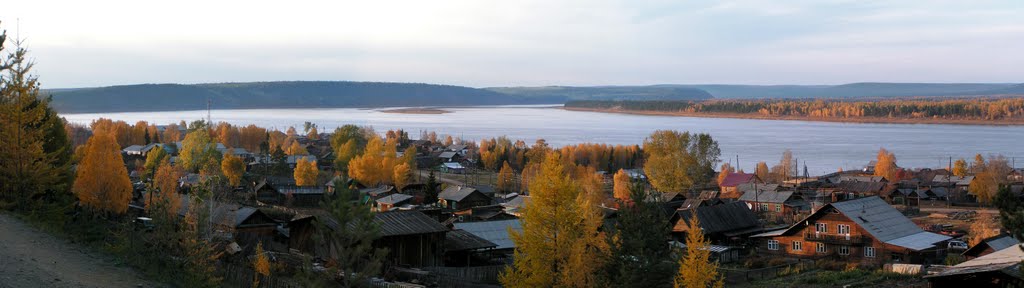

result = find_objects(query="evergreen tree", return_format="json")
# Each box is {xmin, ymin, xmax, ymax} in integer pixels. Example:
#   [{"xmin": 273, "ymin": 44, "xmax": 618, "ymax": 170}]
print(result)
[
  {"xmin": 675, "ymin": 212, "xmax": 724, "ymax": 288},
  {"xmin": 602, "ymin": 181, "xmax": 677, "ymax": 288},
  {"xmin": 316, "ymin": 177, "xmax": 388, "ymax": 287},
  {"xmin": 994, "ymin": 186, "xmax": 1024, "ymax": 240},
  {"xmin": 424, "ymin": 171, "xmax": 439, "ymax": 205},
  {"xmin": 73, "ymin": 133, "xmax": 132, "ymax": 214}
]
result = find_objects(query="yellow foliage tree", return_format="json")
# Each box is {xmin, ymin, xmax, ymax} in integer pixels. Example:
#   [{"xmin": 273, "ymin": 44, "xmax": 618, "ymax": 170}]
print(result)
[
  {"xmin": 498, "ymin": 161, "xmax": 515, "ymax": 192},
  {"xmin": 148, "ymin": 158, "xmax": 183, "ymax": 217},
  {"xmin": 253, "ymin": 242, "xmax": 270, "ymax": 287},
  {"xmin": 73, "ymin": 134, "xmax": 132, "ymax": 214},
  {"xmin": 613, "ymin": 169, "xmax": 632, "ymax": 201},
  {"xmin": 874, "ymin": 148, "xmax": 898, "ymax": 181},
  {"xmin": 643, "ymin": 130, "xmax": 696, "ymax": 192},
  {"xmin": 393, "ymin": 163, "xmax": 411, "ymax": 191},
  {"xmin": 294, "ymin": 158, "xmax": 319, "ymax": 186},
  {"xmin": 501, "ymin": 153, "xmax": 607, "ymax": 287},
  {"xmin": 967, "ymin": 215, "xmax": 1000, "ymax": 246},
  {"xmin": 675, "ymin": 213, "xmax": 724, "ymax": 288},
  {"xmin": 221, "ymin": 153, "xmax": 245, "ymax": 187},
  {"xmin": 717, "ymin": 163, "xmax": 734, "ymax": 186},
  {"xmin": 952, "ymin": 158, "xmax": 968, "ymax": 177},
  {"xmin": 754, "ymin": 162, "xmax": 769, "ymax": 182},
  {"xmin": 286, "ymin": 140, "xmax": 308, "ymax": 156},
  {"xmin": 348, "ymin": 137, "xmax": 402, "ymax": 187},
  {"xmin": 307, "ymin": 126, "xmax": 319, "ymax": 140}
]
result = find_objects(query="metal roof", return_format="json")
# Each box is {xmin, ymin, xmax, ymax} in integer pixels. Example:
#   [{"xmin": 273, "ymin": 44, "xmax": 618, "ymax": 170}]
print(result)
[
  {"xmin": 927, "ymin": 245, "xmax": 1024, "ymax": 279},
  {"xmin": 445, "ymin": 229, "xmax": 498, "ymax": 252},
  {"xmin": 376, "ymin": 193, "xmax": 413, "ymax": 205},
  {"xmin": 831, "ymin": 196, "xmax": 949, "ymax": 250},
  {"xmin": 738, "ymin": 190, "xmax": 794, "ymax": 204},
  {"xmin": 454, "ymin": 220, "xmax": 522, "ymax": 250},
  {"xmin": 720, "ymin": 173, "xmax": 756, "ymax": 187},
  {"xmin": 438, "ymin": 151, "xmax": 458, "ymax": 159},
  {"xmin": 987, "ymin": 235, "xmax": 1022, "ymax": 252},
  {"xmin": 374, "ymin": 210, "xmax": 448, "ymax": 237},
  {"xmin": 440, "ymin": 186, "xmax": 484, "ymax": 202}
]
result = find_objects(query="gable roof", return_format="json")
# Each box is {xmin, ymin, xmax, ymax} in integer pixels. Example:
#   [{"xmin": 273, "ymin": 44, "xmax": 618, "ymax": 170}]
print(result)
[
  {"xmin": 438, "ymin": 151, "xmax": 458, "ymax": 159},
  {"xmin": 440, "ymin": 186, "xmax": 486, "ymax": 202},
  {"xmin": 376, "ymin": 193, "xmax": 414, "ymax": 205},
  {"xmin": 454, "ymin": 220, "xmax": 522, "ymax": 250},
  {"xmin": 720, "ymin": 173, "xmax": 756, "ymax": 187},
  {"xmin": 374, "ymin": 210, "xmax": 449, "ymax": 237},
  {"xmin": 676, "ymin": 202, "xmax": 761, "ymax": 236},
  {"xmin": 738, "ymin": 190, "xmax": 796, "ymax": 204},
  {"xmin": 445, "ymin": 229, "xmax": 498, "ymax": 252},
  {"xmin": 964, "ymin": 234, "xmax": 1021, "ymax": 257},
  {"xmin": 932, "ymin": 175, "xmax": 975, "ymax": 186},
  {"xmin": 829, "ymin": 196, "xmax": 949, "ymax": 250},
  {"xmin": 927, "ymin": 245, "xmax": 1024, "ymax": 279}
]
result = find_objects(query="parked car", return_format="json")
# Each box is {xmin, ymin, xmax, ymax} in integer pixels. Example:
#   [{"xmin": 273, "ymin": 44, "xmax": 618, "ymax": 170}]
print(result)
[{"xmin": 948, "ymin": 240, "xmax": 969, "ymax": 251}]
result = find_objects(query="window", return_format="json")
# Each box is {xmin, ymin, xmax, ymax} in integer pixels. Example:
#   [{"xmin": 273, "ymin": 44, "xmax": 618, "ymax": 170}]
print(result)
[
  {"xmin": 767, "ymin": 240, "xmax": 779, "ymax": 250},
  {"xmin": 776, "ymin": 204, "xmax": 782, "ymax": 212},
  {"xmin": 792, "ymin": 241, "xmax": 802, "ymax": 251},
  {"xmin": 865, "ymin": 247, "xmax": 876, "ymax": 258},
  {"xmin": 838, "ymin": 245, "xmax": 850, "ymax": 255},
  {"xmin": 759, "ymin": 203, "xmax": 769, "ymax": 211},
  {"xmin": 816, "ymin": 243, "xmax": 827, "ymax": 253},
  {"xmin": 816, "ymin": 223, "xmax": 827, "ymax": 233},
  {"xmin": 838, "ymin": 224, "xmax": 850, "ymax": 234}
]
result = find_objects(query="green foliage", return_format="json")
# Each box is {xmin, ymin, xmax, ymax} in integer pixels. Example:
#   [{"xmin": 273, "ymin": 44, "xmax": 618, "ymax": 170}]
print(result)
[
  {"xmin": 316, "ymin": 177, "xmax": 388, "ymax": 287},
  {"xmin": 643, "ymin": 130, "xmax": 720, "ymax": 192},
  {"xmin": 602, "ymin": 182, "xmax": 677, "ymax": 288},
  {"xmin": 178, "ymin": 129, "xmax": 221, "ymax": 173},
  {"xmin": 994, "ymin": 186, "xmax": 1024, "ymax": 240}
]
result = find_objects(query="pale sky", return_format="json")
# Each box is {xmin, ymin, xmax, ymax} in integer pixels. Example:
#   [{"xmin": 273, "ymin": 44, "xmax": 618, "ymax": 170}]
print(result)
[{"xmin": 3, "ymin": 0, "xmax": 1023, "ymax": 88}]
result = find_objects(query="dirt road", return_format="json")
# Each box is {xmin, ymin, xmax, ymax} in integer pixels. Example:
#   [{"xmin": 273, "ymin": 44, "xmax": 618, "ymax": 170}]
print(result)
[{"xmin": 0, "ymin": 213, "xmax": 164, "ymax": 288}]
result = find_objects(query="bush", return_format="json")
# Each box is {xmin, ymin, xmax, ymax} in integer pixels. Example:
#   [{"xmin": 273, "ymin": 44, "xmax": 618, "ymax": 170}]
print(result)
[
  {"xmin": 814, "ymin": 259, "xmax": 846, "ymax": 271},
  {"xmin": 744, "ymin": 257, "xmax": 767, "ymax": 269},
  {"xmin": 766, "ymin": 258, "xmax": 789, "ymax": 267}
]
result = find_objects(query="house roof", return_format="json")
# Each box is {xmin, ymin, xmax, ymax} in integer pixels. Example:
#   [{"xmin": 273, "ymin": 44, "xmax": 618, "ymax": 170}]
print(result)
[
  {"xmin": 376, "ymin": 193, "xmax": 413, "ymax": 205},
  {"xmin": 447, "ymin": 144, "xmax": 467, "ymax": 151},
  {"xmin": 445, "ymin": 229, "xmax": 498, "ymax": 252},
  {"xmin": 442, "ymin": 162, "xmax": 465, "ymax": 169},
  {"xmin": 676, "ymin": 202, "xmax": 760, "ymax": 236},
  {"xmin": 123, "ymin": 145, "xmax": 145, "ymax": 153},
  {"xmin": 438, "ymin": 151, "xmax": 458, "ymax": 159},
  {"xmin": 277, "ymin": 186, "xmax": 325, "ymax": 195},
  {"xmin": 720, "ymin": 173, "xmax": 756, "ymax": 187},
  {"xmin": 838, "ymin": 175, "xmax": 887, "ymax": 183},
  {"xmin": 737, "ymin": 183, "xmax": 779, "ymax": 194},
  {"xmin": 932, "ymin": 175, "xmax": 975, "ymax": 186},
  {"xmin": 964, "ymin": 234, "xmax": 1021, "ymax": 257},
  {"xmin": 834, "ymin": 181, "xmax": 888, "ymax": 194},
  {"xmin": 374, "ymin": 210, "xmax": 448, "ymax": 237},
  {"xmin": 454, "ymin": 220, "xmax": 522, "ymax": 250},
  {"xmin": 440, "ymin": 186, "xmax": 485, "ymax": 202},
  {"xmin": 829, "ymin": 196, "xmax": 950, "ymax": 250},
  {"xmin": 360, "ymin": 185, "xmax": 395, "ymax": 197},
  {"xmin": 738, "ymin": 190, "xmax": 795, "ymax": 204},
  {"xmin": 927, "ymin": 245, "xmax": 1024, "ymax": 279}
]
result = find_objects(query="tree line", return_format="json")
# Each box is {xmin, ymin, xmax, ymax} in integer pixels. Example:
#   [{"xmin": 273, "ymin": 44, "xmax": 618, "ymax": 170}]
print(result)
[{"xmin": 567, "ymin": 97, "xmax": 1024, "ymax": 121}]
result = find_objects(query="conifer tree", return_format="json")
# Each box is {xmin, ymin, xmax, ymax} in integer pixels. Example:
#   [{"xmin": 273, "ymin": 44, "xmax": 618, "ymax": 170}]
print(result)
[
  {"xmin": 317, "ymin": 177, "xmax": 388, "ymax": 287},
  {"xmin": 603, "ymin": 181, "xmax": 676, "ymax": 287},
  {"xmin": 73, "ymin": 134, "xmax": 132, "ymax": 214},
  {"xmin": 675, "ymin": 213, "xmax": 724, "ymax": 288}
]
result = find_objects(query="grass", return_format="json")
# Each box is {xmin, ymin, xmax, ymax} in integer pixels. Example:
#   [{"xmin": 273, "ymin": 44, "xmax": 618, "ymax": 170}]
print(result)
[{"xmin": 751, "ymin": 268, "xmax": 917, "ymax": 288}]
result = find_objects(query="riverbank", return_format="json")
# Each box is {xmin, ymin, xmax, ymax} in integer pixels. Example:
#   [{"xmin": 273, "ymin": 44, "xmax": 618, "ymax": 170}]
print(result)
[
  {"xmin": 564, "ymin": 107, "xmax": 1024, "ymax": 126},
  {"xmin": 380, "ymin": 107, "xmax": 451, "ymax": 114}
]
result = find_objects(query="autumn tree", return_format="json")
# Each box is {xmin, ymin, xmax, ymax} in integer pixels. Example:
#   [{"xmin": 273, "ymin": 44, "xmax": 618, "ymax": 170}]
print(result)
[
  {"xmin": 307, "ymin": 126, "xmax": 319, "ymax": 140},
  {"xmin": 602, "ymin": 181, "xmax": 676, "ymax": 287},
  {"xmin": 970, "ymin": 155, "xmax": 1011, "ymax": 205},
  {"xmin": 333, "ymin": 139, "xmax": 359, "ymax": 171},
  {"xmin": 294, "ymin": 158, "xmax": 319, "ymax": 186},
  {"xmin": 393, "ymin": 163, "xmax": 411, "ymax": 191},
  {"xmin": 613, "ymin": 169, "xmax": 632, "ymax": 201},
  {"xmin": 967, "ymin": 214, "xmax": 1000, "ymax": 246},
  {"xmin": 972, "ymin": 154, "xmax": 987, "ymax": 174},
  {"xmin": 163, "ymin": 123, "xmax": 182, "ymax": 143},
  {"xmin": 179, "ymin": 129, "xmax": 221, "ymax": 173},
  {"xmin": 253, "ymin": 242, "xmax": 271, "ymax": 287},
  {"xmin": 498, "ymin": 161, "xmax": 515, "ymax": 192},
  {"xmin": 768, "ymin": 150, "xmax": 794, "ymax": 183},
  {"xmin": 286, "ymin": 140, "xmax": 308, "ymax": 156},
  {"xmin": 143, "ymin": 146, "xmax": 168, "ymax": 179},
  {"xmin": 149, "ymin": 158, "xmax": 183, "ymax": 217},
  {"xmin": 316, "ymin": 177, "xmax": 388, "ymax": 287},
  {"xmin": 643, "ymin": 130, "xmax": 720, "ymax": 192},
  {"xmin": 221, "ymin": 153, "xmax": 245, "ymax": 187},
  {"xmin": 675, "ymin": 213, "xmax": 724, "ymax": 288},
  {"xmin": 874, "ymin": 148, "xmax": 898, "ymax": 181},
  {"xmin": 952, "ymin": 158, "xmax": 968, "ymax": 177},
  {"xmin": 501, "ymin": 153, "xmax": 608, "ymax": 287},
  {"xmin": 717, "ymin": 163, "xmax": 735, "ymax": 186},
  {"xmin": 73, "ymin": 134, "xmax": 132, "ymax": 214},
  {"xmin": 0, "ymin": 36, "xmax": 72, "ymax": 208},
  {"xmin": 754, "ymin": 162, "xmax": 770, "ymax": 182}
]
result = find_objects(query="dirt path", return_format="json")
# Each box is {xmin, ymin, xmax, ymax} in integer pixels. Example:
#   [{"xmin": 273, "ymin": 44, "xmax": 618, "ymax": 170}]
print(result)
[{"xmin": 0, "ymin": 213, "xmax": 164, "ymax": 288}]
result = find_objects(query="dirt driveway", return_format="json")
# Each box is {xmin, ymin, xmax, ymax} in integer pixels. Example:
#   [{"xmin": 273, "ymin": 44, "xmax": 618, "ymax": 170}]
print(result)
[{"xmin": 0, "ymin": 213, "xmax": 164, "ymax": 288}]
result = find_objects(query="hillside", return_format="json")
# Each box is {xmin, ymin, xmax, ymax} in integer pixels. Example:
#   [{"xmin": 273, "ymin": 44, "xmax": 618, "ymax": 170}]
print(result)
[
  {"xmin": 47, "ymin": 81, "xmax": 566, "ymax": 113},
  {"xmin": 656, "ymin": 83, "xmax": 1022, "ymax": 99},
  {"xmin": 486, "ymin": 86, "xmax": 714, "ymax": 101}
]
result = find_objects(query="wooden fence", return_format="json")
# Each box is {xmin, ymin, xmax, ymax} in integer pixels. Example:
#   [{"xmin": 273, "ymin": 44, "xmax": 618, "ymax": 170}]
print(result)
[
  {"xmin": 720, "ymin": 259, "xmax": 813, "ymax": 284},
  {"xmin": 222, "ymin": 264, "xmax": 303, "ymax": 288},
  {"xmin": 424, "ymin": 265, "xmax": 506, "ymax": 284}
]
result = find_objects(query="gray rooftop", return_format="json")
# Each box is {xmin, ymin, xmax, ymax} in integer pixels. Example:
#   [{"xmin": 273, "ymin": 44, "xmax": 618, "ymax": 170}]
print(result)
[
  {"xmin": 831, "ymin": 196, "xmax": 950, "ymax": 250},
  {"xmin": 454, "ymin": 219, "xmax": 522, "ymax": 250},
  {"xmin": 738, "ymin": 190, "xmax": 794, "ymax": 204},
  {"xmin": 376, "ymin": 193, "xmax": 413, "ymax": 205},
  {"xmin": 440, "ymin": 186, "xmax": 482, "ymax": 202}
]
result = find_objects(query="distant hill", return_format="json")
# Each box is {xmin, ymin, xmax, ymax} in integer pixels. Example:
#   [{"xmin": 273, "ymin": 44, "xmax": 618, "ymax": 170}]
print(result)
[
  {"xmin": 653, "ymin": 83, "xmax": 1023, "ymax": 99},
  {"xmin": 486, "ymin": 86, "xmax": 714, "ymax": 101},
  {"xmin": 47, "ymin": 81, "xmax": 567, "ymax": 113}
]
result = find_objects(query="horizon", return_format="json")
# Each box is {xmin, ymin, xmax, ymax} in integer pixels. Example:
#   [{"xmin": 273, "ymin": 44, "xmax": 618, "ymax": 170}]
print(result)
[{"xmin": 4, "ymin": 1, "xmax": 1024, "ymax": 88}]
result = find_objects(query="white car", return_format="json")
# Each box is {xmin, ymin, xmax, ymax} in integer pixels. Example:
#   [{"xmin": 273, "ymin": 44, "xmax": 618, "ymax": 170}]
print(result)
[{"xmin": 948, "ymin": 240, "xmax": 969, "ymax": 250}]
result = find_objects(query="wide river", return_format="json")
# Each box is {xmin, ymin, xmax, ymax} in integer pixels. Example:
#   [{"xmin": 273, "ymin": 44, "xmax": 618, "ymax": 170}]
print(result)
[{"xmin": 62, "ymin": 105, "xmax": 1023, "ymax": 175}]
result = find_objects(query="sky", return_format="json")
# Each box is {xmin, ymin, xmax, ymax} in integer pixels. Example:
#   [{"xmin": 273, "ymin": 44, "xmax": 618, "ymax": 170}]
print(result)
[{"xmin": 2, "ymin": 0, "xmax": 1024, "ymax": 88}]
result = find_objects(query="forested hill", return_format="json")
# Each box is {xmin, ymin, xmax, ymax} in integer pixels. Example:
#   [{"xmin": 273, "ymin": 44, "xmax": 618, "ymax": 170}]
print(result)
[
  {"xmin": 486, "ymin": 86, "xmax": 714, "ymax": 101},
  {"xmin": 656, "ymin": 83, "xmax": 1024, "ymax": 99},
  {"xmin": 47, "ymin": 81, "xmax": 567, "ymax": 113}
]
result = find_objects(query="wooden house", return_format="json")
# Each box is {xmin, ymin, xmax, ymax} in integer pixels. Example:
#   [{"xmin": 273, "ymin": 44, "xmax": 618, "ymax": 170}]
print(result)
[
  {"xmin": 373, "ymin": 211, "xmax": 449, "ymax": 267},
  {"xmin": 963, "ymin": 234, "xmax": 1020, "ymax": 260},
  {"xmin": 719, "ymin": 173, "xmax": 763, "ymax": 199},
  {"xmin": 375, "ymin": 193, "xmax": 414, "ymax": 211},
  {"xmin": 277, "ymin": 186, "xmax": 326, "ymax": 207},
  {"xmin": 751, "ymin": 196, "xmax": 950, "ymax": 265},
  {"xmin": 444, "ymin": 229, "xmax": 498, "ymax": 266},
  {"xmin": 673, "ymin": 202, "xmax": 762, "ymax": 244},
  {"xmin": 440, "ymin": 186, "xmax": 493, "ymax": 211},
  {"xmin": 738, "ymin": 190, "xmax": 810, "ymax": 222},
  {"xmin": 926, "ymin": 244, "xmax": 1024, "ymax": 287}
]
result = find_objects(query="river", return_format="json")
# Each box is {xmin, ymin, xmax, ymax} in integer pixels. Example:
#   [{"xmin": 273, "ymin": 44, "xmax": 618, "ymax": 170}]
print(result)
[{"xmin": 61, "ymin": 105, "xmax": 1024, "ymax": 175}]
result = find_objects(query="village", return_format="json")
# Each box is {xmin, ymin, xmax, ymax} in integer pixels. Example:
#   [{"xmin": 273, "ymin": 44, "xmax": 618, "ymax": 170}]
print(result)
[{"xmin": 100, "ymin": 121, "xmax": 1024, "ymax": 287}]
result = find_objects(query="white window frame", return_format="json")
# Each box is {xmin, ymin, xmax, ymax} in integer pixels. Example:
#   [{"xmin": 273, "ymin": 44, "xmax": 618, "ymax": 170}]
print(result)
[
  {"xmin": 792, "ymin": 241, "xmax": 802, "ymax": 251},
  {"xmin": 760, "ymin": 203, "xmax": 769, "ymax": 211},
  {"xmin": 776, "ymin": 204, "xmax": 782, "ymax": 212},
  {"xmin": 838, "ymin": 245, "xmax": 850, "ymax": 255},
  {"xmin": 816, "ymin": 243, "xmax": 827, "ymax": 253},
  {"xmin": 865, "ymin": 247, "xmax": 876, "ymax": 258},
  {"xmin": 816, "ymin": 223, "xmax": 827, "ymax": 233},
  {"xmin": 767, "ymin": 240, "xmax": 779, "ymax": 250},
  {"xmin": 838, "ymin": 224, "xmax": 850, "ymax": 235}
]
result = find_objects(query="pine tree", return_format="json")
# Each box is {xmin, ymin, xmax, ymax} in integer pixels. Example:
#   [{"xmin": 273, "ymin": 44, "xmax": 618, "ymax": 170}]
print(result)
[
  {"xmin": 501, "ymin": 153, "xmax": 608, "ymax": 287},
  {"xmin": 424, "ymin": 171, "xmax": 439, "ymax": 205},
  {"xmin": 317, "ymin": 177, "xmax": 388, "ymax": 287},
  {"xmin": 675, "ymin": 213, "xmax": 724, "ymax": 288},
  {"xmin": 73, "ymin": 133, "xmax": 132, "ymax": 214},
  {"xmin": 603, "ymin": 181, "xmax": 676, "ymax": 287}
]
